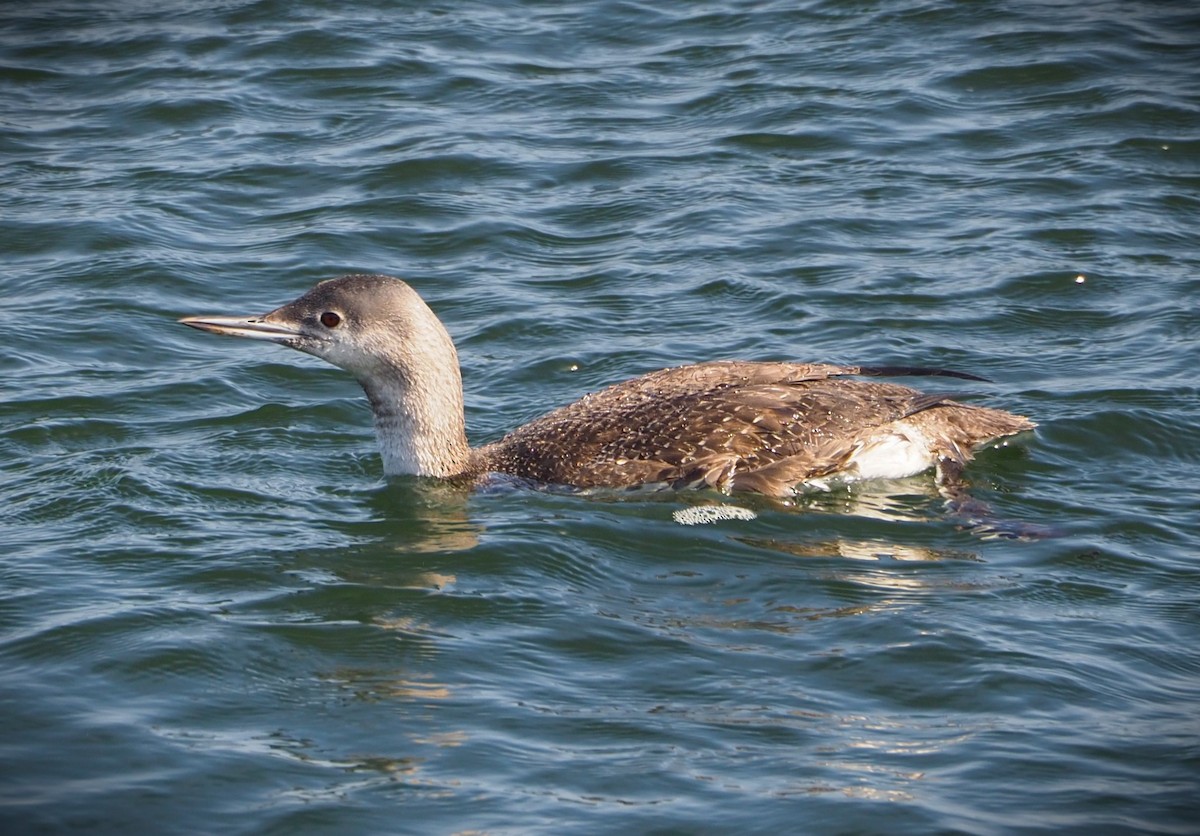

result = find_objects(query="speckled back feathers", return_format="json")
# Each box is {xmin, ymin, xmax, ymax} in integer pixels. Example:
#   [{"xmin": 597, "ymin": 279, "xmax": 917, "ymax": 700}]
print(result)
[{"xmin": 472, "ymin": 360, "xmax": 1034, "ymax": 496}]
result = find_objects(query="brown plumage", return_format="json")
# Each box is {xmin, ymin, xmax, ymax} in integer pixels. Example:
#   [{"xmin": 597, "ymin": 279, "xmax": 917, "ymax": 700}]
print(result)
[
  {"xmin": 180, "ymin": 274, "xmax": 1034, "ymax": 497},
  {"xmin": 475, "ymin": 360, "xmax": 1033, "ymax": 496}
]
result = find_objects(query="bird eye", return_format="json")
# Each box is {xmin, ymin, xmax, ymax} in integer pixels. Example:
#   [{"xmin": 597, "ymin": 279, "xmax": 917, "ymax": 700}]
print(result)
[{"xmin": 320, "ymin": 311, "xmax": 342, "ymax": 328}]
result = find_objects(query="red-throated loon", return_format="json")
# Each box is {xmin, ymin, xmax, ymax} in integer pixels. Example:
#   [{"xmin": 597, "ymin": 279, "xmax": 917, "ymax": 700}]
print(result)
[{"xmin": 180, "ymin": 274, "xmax": 1034, "ymax": 496}]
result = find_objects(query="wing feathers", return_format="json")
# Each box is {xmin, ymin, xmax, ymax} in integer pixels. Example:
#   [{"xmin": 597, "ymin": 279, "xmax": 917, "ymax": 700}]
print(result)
[{"xmin": 479, "ymin": 360, "xmax": 1032, "ymax": 494}]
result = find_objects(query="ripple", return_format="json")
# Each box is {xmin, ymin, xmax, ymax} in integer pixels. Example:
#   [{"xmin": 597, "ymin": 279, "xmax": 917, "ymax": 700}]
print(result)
[{"xmin": 3, "ymin": 0, "xmax": 1200, "ymax": 833}]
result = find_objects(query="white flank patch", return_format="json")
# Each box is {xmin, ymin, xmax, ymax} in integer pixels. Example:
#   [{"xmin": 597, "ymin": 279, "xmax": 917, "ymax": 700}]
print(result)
[
  {"xmin": 847, "ymin": 425, "xmax": 935, "ymax": 481},
  {"xmin": 673, "ymin": 505, "xmax": 758, "ymax": 526}
]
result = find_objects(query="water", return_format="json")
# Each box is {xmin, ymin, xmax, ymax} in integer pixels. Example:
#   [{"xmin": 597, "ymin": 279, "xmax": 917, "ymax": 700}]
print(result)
[{"xmin": 3, "ymin": 1, "xmax": 1199, "ymax": 832}]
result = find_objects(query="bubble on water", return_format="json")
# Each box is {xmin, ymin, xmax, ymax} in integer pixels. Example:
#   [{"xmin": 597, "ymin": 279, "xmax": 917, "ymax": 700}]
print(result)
[{"xmin": 672, "ymin": 505, "xmax": 758, "ymax": 525}]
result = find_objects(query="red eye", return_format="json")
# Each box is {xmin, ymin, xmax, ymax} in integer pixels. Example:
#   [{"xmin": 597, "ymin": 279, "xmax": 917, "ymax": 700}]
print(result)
[{"xmin": 320, "ymin": 311, "xmax": 341, "ymax": 328}]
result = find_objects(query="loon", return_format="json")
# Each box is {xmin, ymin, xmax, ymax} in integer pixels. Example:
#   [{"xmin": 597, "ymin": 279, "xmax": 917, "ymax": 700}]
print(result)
[{"xmin": 180, "ymin": 274, "xmax": 1034, "ymax": 496}]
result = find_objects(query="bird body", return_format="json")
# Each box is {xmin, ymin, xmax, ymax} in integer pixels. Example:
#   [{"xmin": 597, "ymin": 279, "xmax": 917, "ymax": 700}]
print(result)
[{"xmin": 180, "ymin": 274, "xmax": 1034, "ymax": 497}]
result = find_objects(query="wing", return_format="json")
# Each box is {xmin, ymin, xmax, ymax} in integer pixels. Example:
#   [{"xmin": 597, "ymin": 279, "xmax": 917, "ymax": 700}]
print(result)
[{"xmin": 477, "ymin": 361, "xmax": 962, "ymax": 493}]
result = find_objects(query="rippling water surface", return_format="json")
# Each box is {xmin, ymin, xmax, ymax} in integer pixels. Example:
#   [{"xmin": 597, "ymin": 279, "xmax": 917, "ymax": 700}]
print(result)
[{"xmin": 3, "ymin": 1, "xmax": 1199, "ymax": 832}]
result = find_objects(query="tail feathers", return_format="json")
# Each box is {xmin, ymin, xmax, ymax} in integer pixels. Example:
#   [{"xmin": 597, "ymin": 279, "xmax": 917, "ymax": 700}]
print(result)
[{"xmin": 952, "ymin": 403, "xmax": 1036, "ymax": 442}]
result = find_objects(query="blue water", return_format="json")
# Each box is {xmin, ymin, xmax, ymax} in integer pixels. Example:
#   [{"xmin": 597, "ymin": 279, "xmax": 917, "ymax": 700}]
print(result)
[{"xmin": 3, "ymin": 1, "xmax": 1199, "ymax": 833}]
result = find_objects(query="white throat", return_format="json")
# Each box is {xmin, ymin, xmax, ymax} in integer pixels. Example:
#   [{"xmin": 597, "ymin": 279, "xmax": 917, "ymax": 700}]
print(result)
[{"xmin": 362, "ymin": 369, "xmax": 470, "ymax": 477}]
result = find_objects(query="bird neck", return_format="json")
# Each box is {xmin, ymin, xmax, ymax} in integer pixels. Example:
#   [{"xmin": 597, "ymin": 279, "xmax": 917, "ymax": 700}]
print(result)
[{"xmin": 356, "ymin": 325, "xmax": 472, "ymax": 479}]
